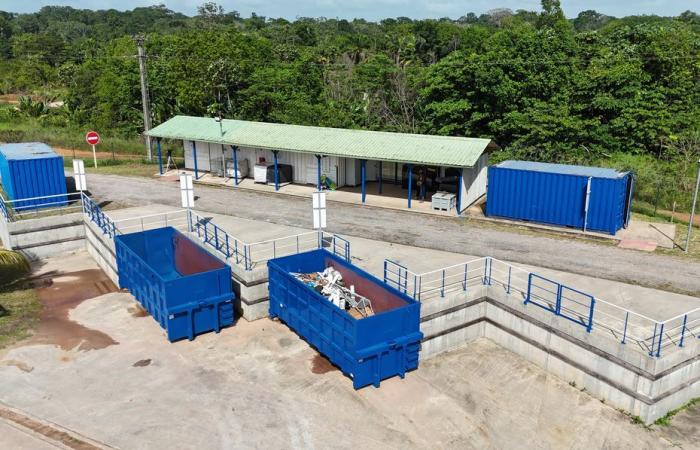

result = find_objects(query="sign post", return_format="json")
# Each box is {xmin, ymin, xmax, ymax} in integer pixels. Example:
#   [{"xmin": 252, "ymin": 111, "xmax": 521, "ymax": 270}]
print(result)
[
  {"xmin": 85, "ymin": 131, "xmax": 101, "ymax": 168},
  {"xmin": 312, "ymin": 191, "xmax": 327, "ymax": 247},
  {"xmin": 72, "ymin": 159, "xmax": 87, "ymax": 192}
]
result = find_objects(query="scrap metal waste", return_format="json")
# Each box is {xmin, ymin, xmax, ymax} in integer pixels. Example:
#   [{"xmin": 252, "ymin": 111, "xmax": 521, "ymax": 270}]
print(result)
[{"xmin": 293, "ymin": 267, "xmax": 375, "ymax": 319}]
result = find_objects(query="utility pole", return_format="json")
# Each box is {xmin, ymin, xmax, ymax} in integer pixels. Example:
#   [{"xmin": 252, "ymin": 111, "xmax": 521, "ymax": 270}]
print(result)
[
  {"xmin": 685, "ymin": 159, "xmax": 700, "ymax": 253},
  {"xmin": 135, "ymin": 34, "xmax": 153, "ymax": 161}
]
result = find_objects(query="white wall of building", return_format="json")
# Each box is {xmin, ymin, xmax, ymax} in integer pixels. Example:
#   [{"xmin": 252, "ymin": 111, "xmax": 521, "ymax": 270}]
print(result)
[
  {"xmin": 460, "ymin": 153, "xmax": 489, "ymax": 211},
  {"xmin": 182, "ymin": 140, "xmax": 488, "ymax": 210}
]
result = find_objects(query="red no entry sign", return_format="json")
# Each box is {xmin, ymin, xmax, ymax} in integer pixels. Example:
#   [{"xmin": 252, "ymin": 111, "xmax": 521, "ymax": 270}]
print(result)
[{"xmin": 85, "ymin": 131, "xmax": 101, "ymax": 146}]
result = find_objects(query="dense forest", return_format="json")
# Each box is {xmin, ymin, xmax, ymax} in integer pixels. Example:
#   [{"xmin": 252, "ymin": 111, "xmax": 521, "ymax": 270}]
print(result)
[{"xmin": 0, "ymin": 2, "xmax": 699, "ymax": 210}]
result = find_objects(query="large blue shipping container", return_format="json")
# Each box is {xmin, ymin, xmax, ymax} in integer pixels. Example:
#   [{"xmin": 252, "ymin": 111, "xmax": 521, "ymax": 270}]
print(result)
[
  {"xmin": 268, "ymin": 249, "xmax": 423, "ymax": 389},
  {"xmin": 486, "ymin": 161, "xmax": 634, "ymax": 235},
  {"xmin": 0, "ymin": 142, "xmax": 67, "ymax": 210},
  {"xmin": 115, "ymin": 227, "xmax": 235, "ymax": 342}
]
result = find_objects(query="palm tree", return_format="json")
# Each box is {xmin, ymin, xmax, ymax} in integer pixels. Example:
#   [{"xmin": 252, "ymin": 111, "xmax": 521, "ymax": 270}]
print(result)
[{"xmin": 0, "ymin": 249, "xmax": 30, "ymax": 286}]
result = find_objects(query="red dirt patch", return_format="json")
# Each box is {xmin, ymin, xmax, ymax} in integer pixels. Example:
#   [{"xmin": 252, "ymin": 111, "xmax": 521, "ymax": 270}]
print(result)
[
  {"xmin": 30, "ymin": 269, "xmax": 119, "ymax": 351},
  {"xmin": 311, "ymin": 354, "xmax": 338, "ymax": 375}
]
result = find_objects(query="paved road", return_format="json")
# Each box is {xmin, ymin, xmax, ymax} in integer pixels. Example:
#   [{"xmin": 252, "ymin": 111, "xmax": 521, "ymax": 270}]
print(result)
[{"xmin": 87, "ymin": 173, "xmax": 700, "ymax": 295}]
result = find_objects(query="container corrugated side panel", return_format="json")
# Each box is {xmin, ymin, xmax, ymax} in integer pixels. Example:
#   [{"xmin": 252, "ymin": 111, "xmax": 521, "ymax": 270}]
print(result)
[
  {"xmin": 268, "ymin": 249, "xmax": 422, "ymax": 389},
  {"xmin": 487, "ymin": 166, "xmax": 587, "ymax": 229},
  {"xmin": 487, "ymin": 166, "xmax": 629, "ymax": 235},
  {"xmin": 7, "ymin": 156, "xmax": 67, "ymax": 209}
]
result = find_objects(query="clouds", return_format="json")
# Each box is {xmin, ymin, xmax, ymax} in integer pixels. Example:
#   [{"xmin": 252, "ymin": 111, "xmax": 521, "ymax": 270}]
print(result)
[{"xmin": 6, "ymin": 0, "xmax": 697, "ymax": 19}]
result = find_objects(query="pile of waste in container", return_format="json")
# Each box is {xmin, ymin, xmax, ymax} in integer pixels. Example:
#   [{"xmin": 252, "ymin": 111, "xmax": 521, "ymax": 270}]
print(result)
[{"xmin": 293, "ymin": 267, "xmax": 375, "ymax": 319}]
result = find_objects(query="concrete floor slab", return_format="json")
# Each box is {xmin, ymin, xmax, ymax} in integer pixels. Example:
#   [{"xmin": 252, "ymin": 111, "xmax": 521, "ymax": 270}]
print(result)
[{"xmin": 1, "ymin": 252, "xmax": 697, "ymax": 449}]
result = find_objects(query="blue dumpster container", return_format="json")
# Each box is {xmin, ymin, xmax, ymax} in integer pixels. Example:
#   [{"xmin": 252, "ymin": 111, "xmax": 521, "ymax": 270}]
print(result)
[
  {"xmin": 268, "ymin": 249, "xmax": 423, "ymax": 389},
  {"xmin": 115, "ymin": 227, "xmax": 234, "ymax": 342},
  {"xmin": 486, "ymin": 161, "xmax": 634, "ymax": 235},
  {"xmin": 0, "ymin": 142, "xmax": 67, "ymax": 210}
]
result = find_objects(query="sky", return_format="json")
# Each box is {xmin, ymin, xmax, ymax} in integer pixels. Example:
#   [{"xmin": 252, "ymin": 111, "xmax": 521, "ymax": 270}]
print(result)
[{"xmin": 2, "ymin": 0, "xmax": 696, "ymax": 19}]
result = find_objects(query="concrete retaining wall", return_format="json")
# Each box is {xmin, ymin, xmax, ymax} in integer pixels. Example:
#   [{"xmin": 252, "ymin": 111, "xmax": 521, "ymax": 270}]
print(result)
[
  {"xmin": 0, "ymin": 213, "xmax": 85, "ymax": 260},
  {"xmin": 419, "ymin": 284, "xmax": 700, "ymax": 424},
  {"xmin": 83, "ymin": 217, "xmax": 119, "ymax": 285}
]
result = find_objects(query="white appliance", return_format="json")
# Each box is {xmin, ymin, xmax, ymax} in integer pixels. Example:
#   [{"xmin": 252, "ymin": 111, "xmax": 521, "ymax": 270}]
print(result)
[
  {"xmin": 226, "ymin": 159, "xmax": 250, "ymax": 179},
  {"xmin": 254, "ymin": 164, "xmax": 269, "ymax": 183}
]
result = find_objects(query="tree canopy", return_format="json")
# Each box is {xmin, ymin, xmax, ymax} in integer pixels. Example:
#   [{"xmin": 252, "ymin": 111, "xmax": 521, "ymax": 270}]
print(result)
[{"xmin": 1, "ymin": 3, "xmax": 698, "ymax": 166}]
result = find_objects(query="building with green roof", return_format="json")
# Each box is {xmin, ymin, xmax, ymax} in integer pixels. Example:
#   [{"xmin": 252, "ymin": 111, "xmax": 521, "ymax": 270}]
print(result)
[{"xmin": 146, "ymin": 115, "xmax": 497, "ymax": 213}]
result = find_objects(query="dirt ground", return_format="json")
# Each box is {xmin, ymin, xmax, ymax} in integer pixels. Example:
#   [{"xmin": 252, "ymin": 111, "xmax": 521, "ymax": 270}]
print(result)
[
  {"xmin": 83, "ymin": 172, "xmax": 700, "ymax": 296},
  {"xmin": 0, "ymin": 251, "xmax": 698, "ymax": 449},
  {"xmin": 54, "ymin": 147, "xmax": 143, "ymax": 160}
]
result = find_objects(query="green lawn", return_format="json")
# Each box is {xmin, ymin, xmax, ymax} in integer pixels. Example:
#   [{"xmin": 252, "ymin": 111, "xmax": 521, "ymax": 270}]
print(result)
[{"xmin": 0, "ymin": 286, "xmax": 41, "ymax": 349}]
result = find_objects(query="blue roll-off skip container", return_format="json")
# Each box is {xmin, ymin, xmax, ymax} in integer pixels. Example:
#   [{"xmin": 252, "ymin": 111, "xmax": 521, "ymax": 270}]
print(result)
[
  {"xmin": 268, "ymin": 249, "xmax": 423, "ymax": 389},
  {"xmin": 115, "ymin": 227, "xmax": 235, "ymax": 342}
]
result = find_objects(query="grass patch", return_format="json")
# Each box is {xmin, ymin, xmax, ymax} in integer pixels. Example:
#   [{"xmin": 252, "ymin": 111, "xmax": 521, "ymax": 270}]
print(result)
[
  {"xmin": 0, "ymin": 285, "xmax": 41, "ymax": 349},
  {"xmin": 0, "ymin": 109, "xmax": 182, "ymax": 157},
  {"xmin": 654, "ymin": 397, "xmax": 700, "ymax": 426}
]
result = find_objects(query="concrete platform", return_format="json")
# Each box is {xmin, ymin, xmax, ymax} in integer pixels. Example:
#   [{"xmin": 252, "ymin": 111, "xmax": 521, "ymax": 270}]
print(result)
[
  {"xmin": 0, "ymin": 250, "xmax": 696, "ymax": 448},
  {"xmin": 104, "ymin": 203, "xmax": 700, "ymax": 323}
]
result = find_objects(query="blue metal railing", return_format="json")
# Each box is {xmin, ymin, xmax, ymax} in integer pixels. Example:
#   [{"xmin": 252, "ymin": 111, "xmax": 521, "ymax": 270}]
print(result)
[
  {"xmin": 382, "ymin": 256, "xmax": 697, "ymax": 358},
  {"xmin": 188, "ymin": 210, "xmax": 352, "ymax": 271},
  {"xmin": 82, "ymin": 193, "xmax": 117, "ymax": 238},
  {"xmin": 330, "ymin": 234, "xmax": 351, "ymax": 262}
]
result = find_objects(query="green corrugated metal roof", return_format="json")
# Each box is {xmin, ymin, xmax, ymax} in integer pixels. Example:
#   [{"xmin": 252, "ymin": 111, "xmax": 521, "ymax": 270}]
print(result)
[{"xmin": 146, "ymin": 115, "xmax": 494, "ymax": 167}]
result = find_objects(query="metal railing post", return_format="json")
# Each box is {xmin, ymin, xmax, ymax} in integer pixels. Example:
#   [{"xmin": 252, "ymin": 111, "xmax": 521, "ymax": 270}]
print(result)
[
  {"xmin": 383, "ymin": 261, "xmax": 388, "ymax": 284},
  {"xmin": 587, "ymin": 298, "xmax": 595, "ymax": 333},
  {"xmin": 507, "ymin": 266, "xmax": 512, "ymax": 294},
  {"xmin": 463, "ymin": 263, "xmax": 468, "ymax": 291},
  {"xmin": 413, "ymin": 274, "xmax": 418, "ymax": 299},
  {"xmin": 441, "ymin": 269, "xmax": 446, "ymax": 298},
  {"xmin": 679, "ymin": 315, "xmax": 688, "ymax": 347},
  {"xmin": 214, "ymin": 226, "xmax": 219, "ymax": 251},
  {"xmin": 487, "ymin": 257, "xmax": 492, "ymax": 285},
  {"xmin": 525, "ymin": 273, "xmax": 533, "ymax": 305},
  {"xmin": 621, "ymin": 312, "xmax": 629, "ymax": 344},
  {"xmin": 649, "ymin": 323, "xmax": 658, "ymax": 357},
  {"xmin": 555, "ymin": 285, "xmax": 562, "ymax": 316},
  {"xmin": 225, "ymin": 234, "xmax": 230, "ymax": 258},
  {"xmin": 656, "ymin": 323, "xmax": 665, "ymax": 357},
  {"xmin": 244, "ymin": 245, "xmax": 250, "ymax": 270},
  {"xmin": 273, "ymin": 240, "xmax": 276, "ymax": 258}
]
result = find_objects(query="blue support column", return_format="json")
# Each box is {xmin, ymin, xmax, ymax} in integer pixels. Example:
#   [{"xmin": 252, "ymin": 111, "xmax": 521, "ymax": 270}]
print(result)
[
  {"xmin": 378, "ymin": 161, "xmax": 383, "ymax": 194},
  {"xmin": 231, "ymin": 145, "xmax": 239, "ymax": 185},
  {"xmin": 156, "ymin": 138, "xmax": 163, "ymax": 176},
  {"xmin": 360, "ymin": 159, "xmax": 366, "ymax": 203},
  {"xmin": 192, "ymin": 141, "xmax": 199, "ymax": 180},
  {"xmin": 316, "ymin": 155, "xmax": 322, "ymax": 191},
  {"xmin": 456, "ymin": 168, "xmax": 463, "ymax": 215},
  {"xmin": 407, "ymin": 164, "xmax": 413, "ymax": 209},
  {"xmin": 273, "ymin": 150, "xmax": 279, "ymax": 191}
]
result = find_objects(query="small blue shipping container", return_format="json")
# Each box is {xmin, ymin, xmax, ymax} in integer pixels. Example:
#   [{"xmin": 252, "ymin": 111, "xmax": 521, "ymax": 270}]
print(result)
[
  {"xmin": 486, "ymin": 161, "xmax": 634, "ymax": 235},
  {"xmin": 0, "ymin": 142, "xmax": 67, "ymax": 210},
  {"xmin": 115, "ymin": 227, "xmax": 235, "ymax": 342},
  {"xmin": 268, "ymin": 249, "xmax": 423, "ymax": 389}
]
